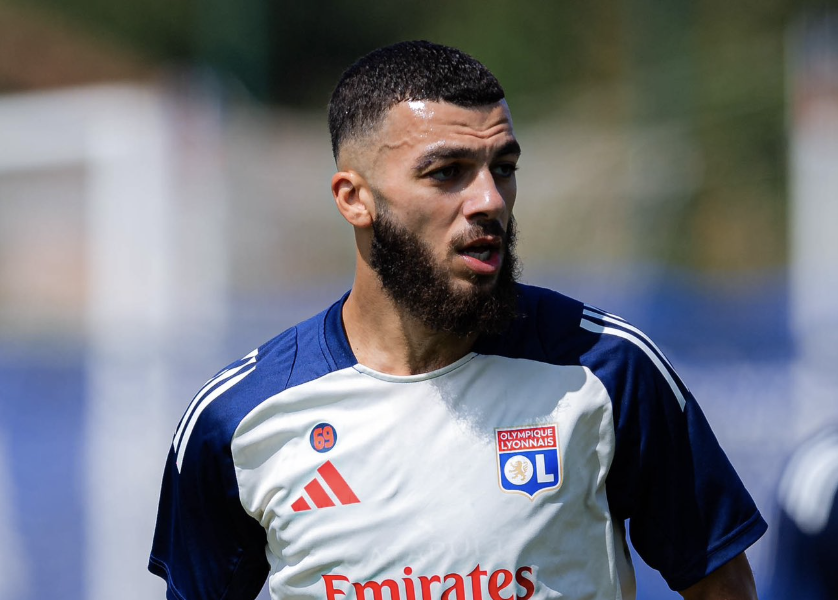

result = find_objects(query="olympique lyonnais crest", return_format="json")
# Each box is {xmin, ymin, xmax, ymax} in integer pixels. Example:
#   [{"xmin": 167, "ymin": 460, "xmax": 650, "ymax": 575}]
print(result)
[{"xmin": 496, "ymin": 424, "xmax": 562, "ymax": 499}]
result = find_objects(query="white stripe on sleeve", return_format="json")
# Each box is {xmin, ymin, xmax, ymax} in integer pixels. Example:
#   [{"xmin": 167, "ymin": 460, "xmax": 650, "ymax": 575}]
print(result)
[
  {"xmin": 580, "ymin": 318, "xmax": 687, "ymax": 411},
  {"xmin": 175, "ymin": 365, "xmax": 257, "ymax": 472},
  {"xmin": 173, "ymin": 354, "xmax": 257, "ymax": 453}
]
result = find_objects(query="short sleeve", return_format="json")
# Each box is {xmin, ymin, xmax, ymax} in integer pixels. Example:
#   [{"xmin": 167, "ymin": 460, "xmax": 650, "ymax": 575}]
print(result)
[
  {"xmin": 149, "ymin": 403, "xmax": 269, "ymax": 600},
  {"xmin": 587, "ymin": 330, "xmax": 767, "ymax": 591}
]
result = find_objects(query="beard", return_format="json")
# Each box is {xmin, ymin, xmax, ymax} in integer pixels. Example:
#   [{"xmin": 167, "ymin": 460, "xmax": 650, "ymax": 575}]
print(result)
[{"xmin": 369, "ymin": 196, "xmax": 521, "ymax": 338}]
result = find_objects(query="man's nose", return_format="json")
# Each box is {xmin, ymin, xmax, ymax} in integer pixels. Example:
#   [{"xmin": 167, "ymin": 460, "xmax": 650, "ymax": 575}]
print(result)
[{"xmin": 462, "ymin": 169, "xmax": 509, "ymax": 221}]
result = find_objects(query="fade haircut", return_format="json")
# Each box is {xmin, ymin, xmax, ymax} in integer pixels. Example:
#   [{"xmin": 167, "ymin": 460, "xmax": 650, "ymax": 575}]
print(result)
[{"xmin": 328, "ymin": 40, "xmax": 505, "ymax": 161}]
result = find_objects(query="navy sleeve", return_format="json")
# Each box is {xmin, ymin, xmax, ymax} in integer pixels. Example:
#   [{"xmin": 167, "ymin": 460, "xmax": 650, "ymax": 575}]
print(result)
[
  {"xmin": 586, "ymin": 330, "xmax": 767, "ymax": 591},
  {"xmin": 149, "ymin": 354, "xmax": 272, "ymax": 600},
  {"xmin": 149, "ymin": 445, "xmax": 268, "ymax": 600}
]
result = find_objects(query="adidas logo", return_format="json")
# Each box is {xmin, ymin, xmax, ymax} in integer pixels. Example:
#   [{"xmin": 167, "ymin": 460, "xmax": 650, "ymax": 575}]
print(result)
[{"xmin": 291, "ymin": 460, "xmax": 360, "ymax": 512}]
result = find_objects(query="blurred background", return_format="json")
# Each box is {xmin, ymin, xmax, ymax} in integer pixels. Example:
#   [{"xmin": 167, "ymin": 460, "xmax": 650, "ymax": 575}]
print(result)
[{"xmin": 0, "ymin": 1, "xmax": 837, "ymax": 599}]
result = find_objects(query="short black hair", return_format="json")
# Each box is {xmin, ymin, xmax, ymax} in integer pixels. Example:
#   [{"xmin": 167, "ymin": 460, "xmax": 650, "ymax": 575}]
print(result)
[{"xmin": 328, "ymin": 40, "xmax": 505, "ymax": 161}]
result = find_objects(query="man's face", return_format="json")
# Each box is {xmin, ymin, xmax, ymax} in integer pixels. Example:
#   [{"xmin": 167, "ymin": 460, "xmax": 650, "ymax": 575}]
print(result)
[
  {"xmin": 363, "ymin": 100, "xmax": 522, "ymax": 335},
  {"xmin": 370, "ymin": 197, "xmax": 519, "ymax": 336}
]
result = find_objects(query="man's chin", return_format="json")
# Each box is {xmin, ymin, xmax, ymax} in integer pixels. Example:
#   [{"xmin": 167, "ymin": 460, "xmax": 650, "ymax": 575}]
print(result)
[
  {"xmin": 451, "ymin": 271, "xmax": 499, "ymax": 290},
  {"xmin": 369, "ymin": 201, "xmax": 519, "ymax": 337}
]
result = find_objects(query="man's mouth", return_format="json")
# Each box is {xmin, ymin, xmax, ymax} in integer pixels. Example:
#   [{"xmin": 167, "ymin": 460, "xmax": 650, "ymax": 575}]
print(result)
[
  {"xmin": 462, "ymin": 248, "xmax": 493, "ymax": 261},
  {"xmin": 457, "ymin": 236, "xmax": 503, "ymax": 274}
]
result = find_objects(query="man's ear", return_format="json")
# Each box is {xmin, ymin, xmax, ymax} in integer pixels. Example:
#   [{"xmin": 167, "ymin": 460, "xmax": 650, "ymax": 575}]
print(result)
[{"xmin": 332, "ymin": 170, "xmax": 374, "ymax": 228}]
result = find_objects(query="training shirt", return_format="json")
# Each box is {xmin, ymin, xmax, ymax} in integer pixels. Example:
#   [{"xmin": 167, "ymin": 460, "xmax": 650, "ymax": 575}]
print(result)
[{"xmin": 149, "ymin": 284, "xmax": 767, "ymax": 600}]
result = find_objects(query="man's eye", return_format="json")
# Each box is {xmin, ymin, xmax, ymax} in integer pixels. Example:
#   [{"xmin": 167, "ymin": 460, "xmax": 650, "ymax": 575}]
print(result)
[
  {"xmin": 429, "ymin": 165, "xmax": 460, "ymax": 181},
  {"xmin": 492, "ymin": 163, "xmax": 518, "ymax": 178}
]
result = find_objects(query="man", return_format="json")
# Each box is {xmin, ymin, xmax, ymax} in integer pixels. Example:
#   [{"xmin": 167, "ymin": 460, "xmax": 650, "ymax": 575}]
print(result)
[
  {"xmin": 149, "ymin": 41, "xmax": 766, "ymax": 600},
  {"xmin": 767, "ymin": 424, "xmax": 838, "ymax": 599}
]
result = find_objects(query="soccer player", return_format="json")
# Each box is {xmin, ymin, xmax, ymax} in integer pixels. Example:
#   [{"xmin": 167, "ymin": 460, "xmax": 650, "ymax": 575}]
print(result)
[
  {"xmin": 149, "ymin": 41, "xmax": 766, "ymax": 600},
  {"xmin": 767, "ymin": 424, "xmax": 838, "ymax": 599}
]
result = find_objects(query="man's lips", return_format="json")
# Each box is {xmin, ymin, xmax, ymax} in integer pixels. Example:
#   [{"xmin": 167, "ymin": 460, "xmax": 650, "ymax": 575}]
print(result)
[
  {"xmin": 457, "ymin": 236, "xmax": 503, "ymax": 274},
  {"xmin": 458, "ymin": 235, "xmax": 503, "ymax": 252}
]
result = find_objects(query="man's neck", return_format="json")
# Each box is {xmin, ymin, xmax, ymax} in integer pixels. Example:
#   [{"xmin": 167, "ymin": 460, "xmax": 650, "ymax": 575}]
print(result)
[{"xmin": 341, "ymin": 287, "xmax": 477, "ymax": 376}]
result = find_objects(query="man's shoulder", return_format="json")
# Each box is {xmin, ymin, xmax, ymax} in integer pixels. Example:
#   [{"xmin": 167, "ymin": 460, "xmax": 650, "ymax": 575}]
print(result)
[
  {"xmin": 214, "ymin": 298, "xmax": 350, "ymax": 402},
  {"xmin": 514, "ymin": 282, "xmax": 585, "ymax": 331},
  {"xmin": 482, "ymin": 283, "xmax": 593, "ymax": 360},
  {"xmin": 488, "ymin": 283, "xmax": 671, "ymax": 377},
  {"xmin": 172, "ymin": 299, "xmax": 348, "ymax": 461}
]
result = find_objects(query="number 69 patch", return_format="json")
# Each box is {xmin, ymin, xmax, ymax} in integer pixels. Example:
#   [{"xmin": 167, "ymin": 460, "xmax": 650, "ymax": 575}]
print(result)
[{"xmin": 310, "ymin": 422, "xmax": 337, "ymax": 453}]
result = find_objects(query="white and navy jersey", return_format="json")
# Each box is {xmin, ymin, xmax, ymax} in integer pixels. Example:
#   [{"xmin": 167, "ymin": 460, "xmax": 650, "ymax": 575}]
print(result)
[{"xmin": 149, "ymin": 284, "xmax": 767, "ymax": 600}]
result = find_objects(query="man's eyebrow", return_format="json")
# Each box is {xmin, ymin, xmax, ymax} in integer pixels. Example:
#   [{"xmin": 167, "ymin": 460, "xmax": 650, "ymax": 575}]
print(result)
[
  {"xmin": 412, "ymin": 140, "xmax": 522, "ymax": 174},
  {"xmin": 496, "ymin": 140, "xmax": 522, "ymax": 158}
]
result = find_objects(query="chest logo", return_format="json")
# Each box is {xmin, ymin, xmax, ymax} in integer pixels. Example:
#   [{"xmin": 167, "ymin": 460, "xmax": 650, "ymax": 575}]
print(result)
[
  {"xmin": 496, "ymin": 424, "xmax": 562, "ymax": 499},
  {"xmin": 291, "ymin": 461, "xmax": 360, "ymax": 512}
]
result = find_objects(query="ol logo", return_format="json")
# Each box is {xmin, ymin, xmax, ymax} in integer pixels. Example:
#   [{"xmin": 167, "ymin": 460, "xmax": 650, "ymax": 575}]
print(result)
[{"xmin": 496, "ymin": 423, "xmax": 562, "ymax": 499}]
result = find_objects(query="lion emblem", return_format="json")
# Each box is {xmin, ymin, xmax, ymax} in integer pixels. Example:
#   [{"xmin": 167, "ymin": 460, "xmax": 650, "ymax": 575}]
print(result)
[{"xmin": 503, "ymin": 455, "xmax": 534, "ymax": 485}]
